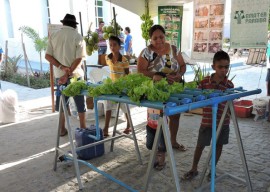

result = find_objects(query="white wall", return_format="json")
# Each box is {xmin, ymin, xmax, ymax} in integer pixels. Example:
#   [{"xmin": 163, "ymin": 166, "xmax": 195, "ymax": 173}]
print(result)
[
  {"xmin": 0, "ymin": 0, "xmax": 49, "ymax": 63},
  {"xmin": 181, "ymin": 2, "xmax": 194, "ymax": 54},
  {"xmin": 0, "ymin": 0, "xmax": 10, "ymax": 46},
  {"xmin": 103, "ymin": 1, "xmax": 146, "ymax": 57}
]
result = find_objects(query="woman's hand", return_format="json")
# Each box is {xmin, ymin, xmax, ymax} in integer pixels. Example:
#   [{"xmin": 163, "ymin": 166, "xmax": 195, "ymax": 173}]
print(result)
[{"xmin": 166, "ymin": 73, "xmax": 182, "ymax": 84}]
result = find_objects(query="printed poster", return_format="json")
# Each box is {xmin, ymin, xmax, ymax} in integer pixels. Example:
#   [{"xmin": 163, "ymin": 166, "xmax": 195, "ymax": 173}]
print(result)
[
  {"xmin": 230, "ymin": 0, "xmax": 269, "ymax": 48},
  {"xmin": 158, "ymin": 6, "xmax": 183, "ymax": 50},
  {"xmin": 192, "ymin": 0, "xmax": 225, "ymax": 60}
]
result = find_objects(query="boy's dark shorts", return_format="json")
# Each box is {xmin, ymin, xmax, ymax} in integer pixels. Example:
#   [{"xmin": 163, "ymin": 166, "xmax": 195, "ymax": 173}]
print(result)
[
  {"xmin": 146, "ymin": 125, "xmax": 166, "ymax": 152},
  {"xmin": 55, "ymin": 78, "xmax": 86, "ymax": 113},
  {"xmin": 197, "ymin": 125, "xmax": 229, "ymax": 147}
]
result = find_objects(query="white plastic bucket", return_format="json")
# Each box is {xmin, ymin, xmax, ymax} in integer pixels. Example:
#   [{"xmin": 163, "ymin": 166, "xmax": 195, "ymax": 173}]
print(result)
[
  {"xmin": 252, "ymin": 98, "xmax": 267, "ymax": 116},
  {"xmin": 0, "ymin": 89, "xmax": 18, "ymax": 123}
]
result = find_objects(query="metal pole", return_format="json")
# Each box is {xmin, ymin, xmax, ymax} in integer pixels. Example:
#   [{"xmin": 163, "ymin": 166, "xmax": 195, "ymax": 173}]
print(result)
[
  {"xmin": 210, "ymin": 103, "xmax": 218, "ymax": 192},
  {"xmin": 61, "ymin": 95, "xmax": 83, "ymax": 189},
  {"xmin": 229, "ymin": 101, "xmax": 253, "ymax": 192},
  {"xmin": 79, "ymin": 12, "xmax": 87, "ymax": 80},
  {"xmin": 198, "ymin": 102, "xmax": 230, "ymax": 187},
  {"xmin": 113, "ymin": 7, "xmax": 117, "ymax": 35}
]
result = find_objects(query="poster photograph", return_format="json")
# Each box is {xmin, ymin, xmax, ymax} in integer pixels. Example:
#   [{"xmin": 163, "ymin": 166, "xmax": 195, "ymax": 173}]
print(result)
[
  {"xmin": 158, "ymin": 6, "xmax": 183, "ymax": 50},
  {"xmin": 194, "ymin": 30, "xmax": 208, "ymax": 41},
  {"xmin": 193, "ymin": 43, "xmax": 208, "ymax": 52},
  {"xmin": 209, "ymin": 17, "xmax": 224, "ymax": 28},
  {"xmin": 192, "ymin": 0, "xmax": 225, "ymax": 60},
  {"xmin": 209, "ymin": 4, "xmax": 224, "ymax": 16},
  {"xmin": 195, "ymin": 5, "xmax": 209, "ymax": 17},
  {"xmin": 194, "ymin": 18, "xmax": 209, "ymax": 28},
  {"xmin": 208, "ymin": 43, "xmax": 222, "ymax": 53},
  {"xmin": 209, "ymin": 30, "xmax": 223, "ymax": 41}
]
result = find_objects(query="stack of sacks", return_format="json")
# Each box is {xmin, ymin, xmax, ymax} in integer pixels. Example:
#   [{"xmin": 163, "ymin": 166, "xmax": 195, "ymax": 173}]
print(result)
[{"xmin": 0, "ymin": 89, "xmax": 18, "ymax": 123}]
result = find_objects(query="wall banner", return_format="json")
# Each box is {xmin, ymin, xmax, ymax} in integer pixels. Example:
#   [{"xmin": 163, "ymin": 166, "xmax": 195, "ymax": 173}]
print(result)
[
  {"xmin": 158, "ymin": 6, "xmax": 183, "ymax": 50},
  {"xmin": 192, "ymin": 0, "xmax": 225, "ymax": 61},
  {"xmin": 230, "ymin": 0, "xmax": 269, "ymax": 48}
]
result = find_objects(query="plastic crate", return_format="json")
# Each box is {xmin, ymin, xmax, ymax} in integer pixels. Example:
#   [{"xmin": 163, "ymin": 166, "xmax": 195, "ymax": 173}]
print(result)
[{"xmin": 233, "ymin": 100, "xmax": 253, "ymax": 118}]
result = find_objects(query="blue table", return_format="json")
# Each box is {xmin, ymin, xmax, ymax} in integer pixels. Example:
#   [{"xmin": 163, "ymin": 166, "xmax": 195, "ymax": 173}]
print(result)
[{"xmin": 55, "ymin": 86, "xmax": 261, "ymax": 191}]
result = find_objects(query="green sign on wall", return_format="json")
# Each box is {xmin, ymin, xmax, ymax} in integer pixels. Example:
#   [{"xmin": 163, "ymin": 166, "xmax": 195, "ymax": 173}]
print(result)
[{"xmin": 158, "ymin": 6, "xmax": 183, "ymax": 50}]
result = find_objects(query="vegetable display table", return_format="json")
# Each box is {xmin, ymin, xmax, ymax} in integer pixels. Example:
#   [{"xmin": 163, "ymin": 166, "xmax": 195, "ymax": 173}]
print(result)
[{"xmin": 54, "ymin": 86, "xmax": 261, "ymax": 192}]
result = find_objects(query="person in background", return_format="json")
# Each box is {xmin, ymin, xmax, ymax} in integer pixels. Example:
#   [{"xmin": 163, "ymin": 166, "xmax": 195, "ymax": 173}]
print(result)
[
  {"xmin": 124, "ymin": 27, "xmax": 133, "ymax": 56},
  {"xmin": 45, "ymin": 13, "xmax": 87, "ymax": 136},
  {"xmin": 103, "ymin": 36, "xmax": 131, "ymax": 137},
  {"xmin": 137, "ymin": 24, "xmax": 187, "ymax": 151},
  {"xmin": 182, "ymin": 50, "xmax": 234, "ymax": 180},
  {"xmin": 0, "ymin": 45, "xmax": 3, "ymax": 64},
  {"xmin": 96, "ymin": 21, "xmax": 107, "ymax": 55},
  {"xmin": 118, "ymin": 28, "xmax": 125, "ymax": 55}
]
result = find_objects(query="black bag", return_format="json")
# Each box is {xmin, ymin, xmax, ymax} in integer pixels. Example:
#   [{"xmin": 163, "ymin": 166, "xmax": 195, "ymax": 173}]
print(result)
[{"xmin": 75, "ymin": 125, "xmax": 105, "ymax": 160}]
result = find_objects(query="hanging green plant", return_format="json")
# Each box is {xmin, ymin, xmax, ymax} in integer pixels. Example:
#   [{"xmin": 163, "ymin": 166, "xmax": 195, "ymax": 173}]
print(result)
[
  {"xmin": 84, "ymin": 23, "xmax": 99, "ymax": 56},
  {"xmin": 140, "ymin": 13, "xmax": 153, "ymax": 43},
  {"xmin": 102, "ymin": 19, "xmax": 122, "ymax": 40}
]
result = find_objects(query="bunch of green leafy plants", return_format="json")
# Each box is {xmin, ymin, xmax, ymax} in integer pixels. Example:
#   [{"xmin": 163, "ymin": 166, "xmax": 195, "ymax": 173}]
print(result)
[
  {"xmin": 61, "ymin": 78, "xmax": 88, "ymax": 97},
  {"xmin": 84, "ymin": 24, "xmax": 99, "ymax": 56},
  {"xmin": 63, "ymin": 73, "xmax": 200, "ymax": 104},
  {"xmin": 88, "ymin": 74, "xmax": 186, "ymax": 103},
  {"xmin": 88, "ymin": 73, "xmax": 151, "ymax": 99},
  {"xmin": 140, "ymin": 13, "xmax": 154, "ymax": 43}
]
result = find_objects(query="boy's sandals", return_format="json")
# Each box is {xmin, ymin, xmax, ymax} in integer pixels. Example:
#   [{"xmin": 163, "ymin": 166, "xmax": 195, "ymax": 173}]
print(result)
[
  {"xmin": 172, "ymin": 143, "xmax": 187, "ymax": 151},
  {"xmin": 123, "ymin": 128, "xmax": 132, "ymax": 134},
  {"xmin": 154, "ymin": 152, "xmax": 166, "ymax": 171},
  {"xmin": 60, "ymin": 128, "xmax": 68, "ymax": 137},
  {"xmin": 181, "ymin": 170, "xmax": 198, "ymax": 180}
]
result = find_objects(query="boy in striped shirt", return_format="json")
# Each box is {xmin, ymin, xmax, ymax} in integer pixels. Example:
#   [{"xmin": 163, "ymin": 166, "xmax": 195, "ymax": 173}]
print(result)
[
  {"xmin": 182, "ymin": 50, "xmax": 234, "ymax": 180},
  {"xmin": 103, "ymin": 36, "xmax": 130, "ymax": 137}
]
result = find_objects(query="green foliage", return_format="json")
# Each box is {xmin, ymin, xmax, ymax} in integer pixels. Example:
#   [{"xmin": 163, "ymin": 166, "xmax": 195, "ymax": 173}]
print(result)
[
  {"xmin": 19, "ymin": 26, "xmax": 48, "ymax": 74},
  {"xmin": 140, "ymin": 13, "xmax": 154, "ymax": 42},
  {"xmin": 1, "ymin": 55, "xmax": 22, "ymax": 79},
  {"xmin": 223, "ymin": 38, "xmax": 230, "ymax": 43},
  {"xmin": 62, "ymin": 73, "xmax": 189, "ymax": 104},
  {"xmin": 2, "ymin": 73, "xmax": 50, "ymax": 89},
  {"xmin": 100, "ymin": 19, "xmax": 122, "ymax": 41},
  {"xmin": 19, "ymin": 26, "xmax": 48, "ymax": 52},
  {"xmin": 193, "ymin": 65, "xmax": 210, "ymax": 84},
  {"xmin": 62, "ymin": 80, "xmax": 88, "ymax": 97},
  {"xmin": 269, "ymin": 9, "xmax": 270, "ymax": 31},
  {"xmin": 85, "ymin": 23, "xmax": 99, "ymax": 56}
]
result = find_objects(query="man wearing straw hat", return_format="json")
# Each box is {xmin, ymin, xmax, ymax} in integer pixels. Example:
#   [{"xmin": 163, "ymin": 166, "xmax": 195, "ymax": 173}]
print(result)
[{"xmin": 45, "ymin": 14, "xmax": 87, "ymax": 136}]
